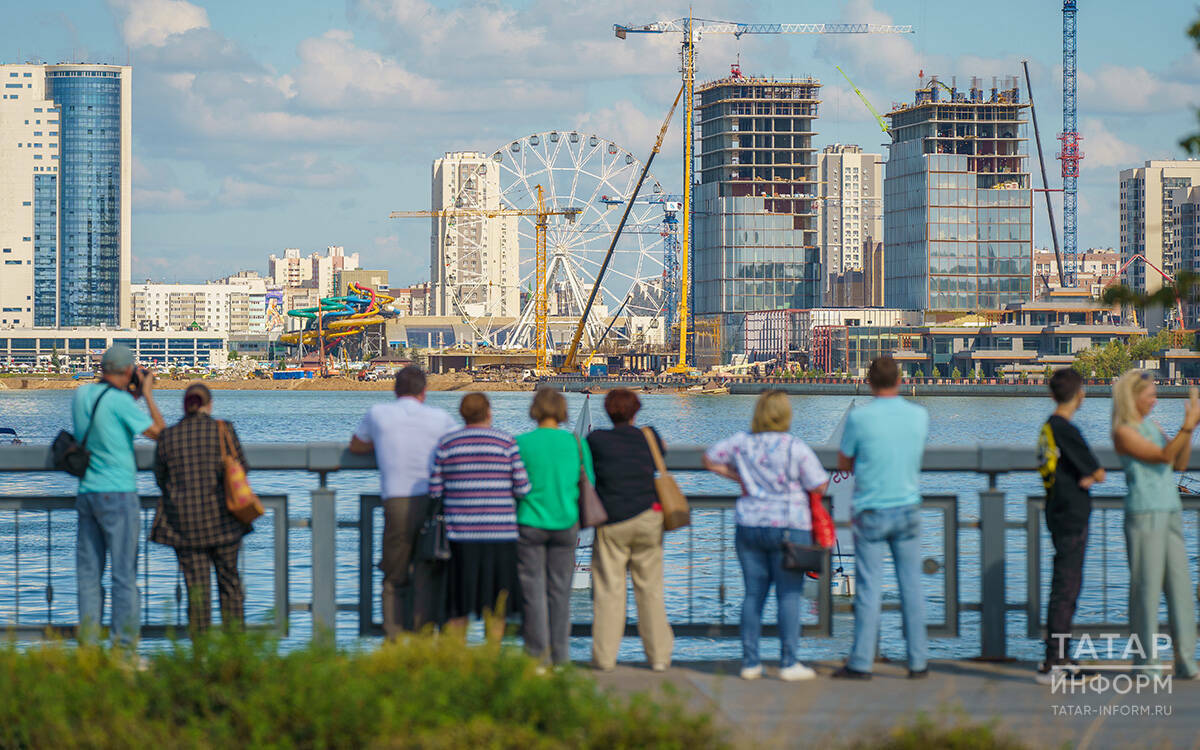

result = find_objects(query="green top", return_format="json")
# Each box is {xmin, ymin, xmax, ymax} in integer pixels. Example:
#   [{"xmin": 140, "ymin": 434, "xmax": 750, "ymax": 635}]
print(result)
[
  {"xmin": 515, "ymin": 427, "xmax": 595, "ymax": 530},
  {"xmin": 1120, "ymin": 419, "xmax": 1183, "ymax": 514}
]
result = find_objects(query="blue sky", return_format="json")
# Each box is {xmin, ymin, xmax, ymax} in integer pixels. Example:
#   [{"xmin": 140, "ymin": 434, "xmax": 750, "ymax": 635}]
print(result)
[{"xmin": 3, "ymin": 0, "xmax": 1198, "ymax": 286}]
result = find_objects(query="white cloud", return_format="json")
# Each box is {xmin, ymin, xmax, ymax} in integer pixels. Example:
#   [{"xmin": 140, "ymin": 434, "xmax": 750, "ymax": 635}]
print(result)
[
  {"xmin": 1079, "ymin": 117, "xmax": 1140, "ymax": 169},
  {"xmin": 1078, "ymin": 64, "xmax": 1200, "ymax": 114},
  {"xmin": 238, "ymin": 153, "xmax": 361, "ymax": 189},
  {"xmin": 107, "ymin": 0, "xmax": 209, "ymax": 47},
  {"xmin": 215, "ymin": 177, "xmax": 287, "ymax": 209}
]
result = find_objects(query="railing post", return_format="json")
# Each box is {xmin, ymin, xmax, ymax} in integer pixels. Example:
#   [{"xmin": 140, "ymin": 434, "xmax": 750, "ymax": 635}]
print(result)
[
  {"xmin": 311, "ymin": 473, "xmax": 337, "ymax": 634},
  {"xmin": 979, "ymin": 474, "xmax": 1007, "ymax": 660}
]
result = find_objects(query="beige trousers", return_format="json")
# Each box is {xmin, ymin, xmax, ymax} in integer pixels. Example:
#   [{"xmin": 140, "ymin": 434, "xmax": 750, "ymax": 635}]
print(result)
[{"xmin": 591, "ymin": 508, "xmax": 674, "ymax": 669}]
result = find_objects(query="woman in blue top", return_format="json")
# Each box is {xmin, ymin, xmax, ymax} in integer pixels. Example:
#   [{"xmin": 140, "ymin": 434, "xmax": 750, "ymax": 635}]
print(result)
[
  {"xmin": 704, "ymin": 390, "xmax": 829, "ymax": 682},
  {"xmin": 1111, "ymin": 370, "xmax": 1200, "ymax": 678}
]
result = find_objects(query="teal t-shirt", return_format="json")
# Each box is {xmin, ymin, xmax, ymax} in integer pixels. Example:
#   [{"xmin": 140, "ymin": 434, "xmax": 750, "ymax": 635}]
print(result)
[
  {"xmin": 839, "ymin": 396, "xmax": 929, "ymax": 512},
  {"xmin": 515, "ymin": 427, "xmax": 595, "ymax": 530},
  {"xmin": 1120, "ymin": 419, "xmax": 1183, "ymax": 513},
  {"xmin": 71, "ymin": 383, "xmax": 153, "ymax": 494}
]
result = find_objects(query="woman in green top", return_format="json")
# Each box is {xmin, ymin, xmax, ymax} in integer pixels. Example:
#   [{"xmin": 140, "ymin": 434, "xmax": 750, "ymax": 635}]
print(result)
[
  {"xmin": 515, "ymin": 387, "xmax": 595, "ymax": 665},
  {"xmin": 1111, "ymin": 370, "xmax": 1200, "ymax": 678}
]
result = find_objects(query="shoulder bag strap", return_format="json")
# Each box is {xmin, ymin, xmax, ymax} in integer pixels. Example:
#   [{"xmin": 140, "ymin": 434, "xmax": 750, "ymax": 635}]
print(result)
[
  {"xmin": 641, "ymin": 426, "xmax": 667, "ymax": 475},
  {"xmin": 80, "ymin": 385, "xmax": 114, "ymax": 449},
  {"xmin": 218, "ymin": 419, "xmax": 233, "ymax": 461}
]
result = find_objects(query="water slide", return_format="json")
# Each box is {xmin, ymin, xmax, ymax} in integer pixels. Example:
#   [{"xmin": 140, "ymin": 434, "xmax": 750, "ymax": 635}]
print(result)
[{"xmin": 279, "ymin": 283, "xmax": 396, "ymax": 350}]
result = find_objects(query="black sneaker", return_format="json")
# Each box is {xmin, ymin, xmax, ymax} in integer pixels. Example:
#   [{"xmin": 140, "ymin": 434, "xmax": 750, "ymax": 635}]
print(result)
[
  {"xmin": 908, "ymin": 668, "xmax": 929, "ymax": 679},
  {"xmin": 831, "ymin": 665, "xmax": 872, "ymax": 680}
]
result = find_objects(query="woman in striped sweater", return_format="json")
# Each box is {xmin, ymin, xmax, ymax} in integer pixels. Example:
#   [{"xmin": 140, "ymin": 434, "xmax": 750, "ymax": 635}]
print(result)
[{"xmin": 429, "ymin": 392, "xmax": 532, "ymax": 640}]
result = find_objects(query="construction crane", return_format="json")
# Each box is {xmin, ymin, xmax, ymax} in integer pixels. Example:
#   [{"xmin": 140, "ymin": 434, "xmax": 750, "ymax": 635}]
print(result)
[
  {"xmin": 1103, "ymin": 254, "xmax": 1186, "ymax": 329},
  {"xmin": 836, "ymin": 65, "xmax": 888, "ymax": 133},
  {"xmin": 1058, "ymin": 0, "xmax": 1083, "ymax": 286},
  {"xmin": 389, "ymin": 185, "xmax": 582, "ymax": 370},
  {"xmin": 562, "ymin": 85, "xmax": 684, "ymax": 373},
  {"xmin": 614, "ymin": 17, "xmax": 914, "ymax": 373},
  {"xmin": 598, "ymin": 193, "xmax": 684, "ymax": 325}
]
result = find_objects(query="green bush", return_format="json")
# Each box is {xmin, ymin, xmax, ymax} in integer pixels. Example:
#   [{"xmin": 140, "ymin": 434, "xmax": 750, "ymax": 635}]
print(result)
[
  {"xmin": 0, "ymin": 631, "xmax": 725, "ymax": 750},
  {"xmin": 842, "ymin": 712, "xmax": 1028, "ymax": 750}
]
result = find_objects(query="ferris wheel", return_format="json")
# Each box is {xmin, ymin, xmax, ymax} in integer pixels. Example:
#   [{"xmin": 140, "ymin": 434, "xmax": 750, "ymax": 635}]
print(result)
[{"xmin": 445, "ymin": 131, "xmax": 670, "ymax": 350}]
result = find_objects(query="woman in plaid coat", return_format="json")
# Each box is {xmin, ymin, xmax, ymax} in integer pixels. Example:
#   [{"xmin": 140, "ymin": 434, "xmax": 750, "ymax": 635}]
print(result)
[{"xmin": 152, "ymin": 383, "xmax": 252, "ymax": 633}]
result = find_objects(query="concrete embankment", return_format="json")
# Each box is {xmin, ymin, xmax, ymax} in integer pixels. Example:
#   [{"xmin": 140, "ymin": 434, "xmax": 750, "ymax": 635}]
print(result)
[
  {"xmin": 549, "ymin": 378, "xmax": 1200, "ymax": 398},
  {"xmin": 0, "ymin": 373, "xmax": 535, "ymax": 393}
]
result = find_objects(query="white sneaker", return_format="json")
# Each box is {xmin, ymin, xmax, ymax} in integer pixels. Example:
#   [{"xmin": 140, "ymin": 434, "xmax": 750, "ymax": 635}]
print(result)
[
  {"xmin": 651, "ymin": 663, "xmax": 668, "ymax": 673},
  {"xmin": 740, "ymin": 665, "xmax": 763, "ymax": 680},
  {"xmin": 779, "ymin": 663, "xmax": 817, "ymax": 681}
]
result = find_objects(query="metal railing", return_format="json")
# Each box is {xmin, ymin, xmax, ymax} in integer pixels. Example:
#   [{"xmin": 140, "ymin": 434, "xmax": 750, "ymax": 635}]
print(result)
[{"xmin": 1, "ymin": 443, "xmax": 1197, "ymax": 658}]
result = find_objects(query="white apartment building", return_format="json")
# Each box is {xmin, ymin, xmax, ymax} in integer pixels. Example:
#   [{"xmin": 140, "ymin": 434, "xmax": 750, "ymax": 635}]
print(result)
[
  {"xmin": 268, "ymin": 245, "xmax": 359, "ymax": 297},
  {"xmin": 430, "ymin": 152, "xmax": 519, "ymax": 318},
  {"xmin": 0, "ymin": 63, "xmax": 132, "ymax": 329},
  {"xmin": 132, "ymin": 280, "xmax": 269, "ymax": 334},
  {"xmin": 817, "ymin": 144, "xmax": 882, "ymax": 299},
  {"xmin": 1119, "ymin": 159, "xmax": 1200, "ymax": 296}
]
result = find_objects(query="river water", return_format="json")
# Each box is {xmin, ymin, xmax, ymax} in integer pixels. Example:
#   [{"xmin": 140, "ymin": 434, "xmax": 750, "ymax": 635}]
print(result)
[{"xmin": 1, "ymin": 388, "xmax": 1197, "ymax": 665}]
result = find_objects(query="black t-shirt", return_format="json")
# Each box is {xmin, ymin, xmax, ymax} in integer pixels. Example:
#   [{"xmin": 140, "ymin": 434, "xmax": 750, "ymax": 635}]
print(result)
[
  {"xmin": 1037, "ymin": 415, "xmax": 1101, "ymax": 533},
  {"xmin": 586, "ymin": 425, "xmax": 666, "ymax": 525}
]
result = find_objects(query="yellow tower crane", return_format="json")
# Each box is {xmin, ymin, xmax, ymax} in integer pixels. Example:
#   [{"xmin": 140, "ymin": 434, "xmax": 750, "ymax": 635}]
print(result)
[
  {"xmin": 389, "ymin": 185, "xmax": 581, "ymax": 370},
  {"xmin": 614, "ymin": 16, "xmax": 913, "ymax": 372}
]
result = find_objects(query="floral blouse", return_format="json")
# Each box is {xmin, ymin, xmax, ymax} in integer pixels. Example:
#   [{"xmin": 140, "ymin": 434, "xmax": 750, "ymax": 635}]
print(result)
[{"xmin": 705, "ymin": 431, "xmax": 829, "ymax": 529}]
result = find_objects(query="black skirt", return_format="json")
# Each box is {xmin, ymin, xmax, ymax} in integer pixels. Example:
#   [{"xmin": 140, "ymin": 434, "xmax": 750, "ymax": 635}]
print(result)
[{"xmin": 446, "ymin": 540, "xmax": 521, "ymax": 620}]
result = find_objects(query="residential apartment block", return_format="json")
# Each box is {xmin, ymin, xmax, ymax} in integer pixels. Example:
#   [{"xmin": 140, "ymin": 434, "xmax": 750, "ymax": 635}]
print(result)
[
  {"xmin": 1032, "ymin": 248, "xmax": 1118, "ymax": 298},
  {"xmin": 1119, "ymin": 160, "xmax": 1200, "ymax": 298},
  {"xmin": 0, "ymin": 63, "xmax": 132, "ymax": 328},
  {"xmin": 267, "ymin": 245, "xmax": 360, "ymax": 298},
  {"xmin": 132, "ymin": 280, "xmax": 269, "ymax": 334},
  {"xmin": 430, "ymin": 152, "xmax": 520, "ymax": 318},
  {"xmin": 817, "ymin": 144, "xmax": 882, "ymax": 298}
]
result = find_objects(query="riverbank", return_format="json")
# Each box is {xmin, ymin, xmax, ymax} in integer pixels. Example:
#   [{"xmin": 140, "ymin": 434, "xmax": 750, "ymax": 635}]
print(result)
[{"xmin": 0, "ymin": 373, "xmax": 536, "ymax": 392}]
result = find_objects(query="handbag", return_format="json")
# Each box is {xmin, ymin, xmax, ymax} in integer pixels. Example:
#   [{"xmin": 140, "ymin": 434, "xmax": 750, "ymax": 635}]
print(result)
[
  {"xmin": 52, "ymin": 386, "xmax": 113, "ymax": 478},
  {"xmin": 641, "ymin": 426, "xmax": 690, "ymax": 531},
  {"xmin": 575, "ymin": 436, "xmax": 608, "ymax": 528},
  {"xmin": 415, "ymin": 498, "xmax": 452, "ymax": 563},
  {"xmin": 219, "ymin": 420, "xmax": 264, "ymax": 523},
  {"xmin": 809, "ymin": 489, "xmax": 836, "ymax": 549},
  {"xmin": 781, "ymin": 535, "xmax": 828, "ymax": 574}
]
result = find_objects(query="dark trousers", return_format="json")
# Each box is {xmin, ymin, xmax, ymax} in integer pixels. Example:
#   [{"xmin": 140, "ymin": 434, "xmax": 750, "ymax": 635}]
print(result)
[
  {"xmin": 381, "ymin": 495, "xmax": 443, "ymax": 638},
  {"xmin": 517, "ymin": 524, "xmax": 578, "ymax": 664},
  {"xmin": 1045, "ymin": 525, "xmax": 1088, "ymax": 664},
  {"xmin": 175, "ymin": 541, "xmax": 244, "ymax": 635}
]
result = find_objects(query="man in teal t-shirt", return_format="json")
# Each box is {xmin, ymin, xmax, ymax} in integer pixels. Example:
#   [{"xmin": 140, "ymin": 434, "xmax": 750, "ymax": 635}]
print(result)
[
  {"xmin": 833, "ymin": 356, "xmax": 929, "ymax": 680},
  {"xmin": 71, "ymin": 345, "xmax": 164, "ymax": 648}
]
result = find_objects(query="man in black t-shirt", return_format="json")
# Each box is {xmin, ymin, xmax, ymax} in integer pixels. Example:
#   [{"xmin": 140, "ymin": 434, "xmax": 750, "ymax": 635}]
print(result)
[{"xmin": 1035, "ymin": 368, "xmax": 1106, "ymax": 683}]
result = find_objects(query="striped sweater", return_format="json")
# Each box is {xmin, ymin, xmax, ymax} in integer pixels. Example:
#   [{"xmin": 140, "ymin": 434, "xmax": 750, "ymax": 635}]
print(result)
[{"xmin": 429, "ymin": 427, "xmax": 531, "ymax": 542}]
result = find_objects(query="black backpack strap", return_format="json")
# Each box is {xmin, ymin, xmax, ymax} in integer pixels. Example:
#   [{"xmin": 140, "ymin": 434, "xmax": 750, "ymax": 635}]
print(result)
[{"xmin": 80, "ymin": 385, "xmax": 115, "ymax": 449}]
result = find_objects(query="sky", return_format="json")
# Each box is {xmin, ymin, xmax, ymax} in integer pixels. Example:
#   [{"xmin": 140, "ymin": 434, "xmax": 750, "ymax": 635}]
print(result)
[{"xmin": 2, "ymin": 0, "xmax": 1198, "ymax": 286}]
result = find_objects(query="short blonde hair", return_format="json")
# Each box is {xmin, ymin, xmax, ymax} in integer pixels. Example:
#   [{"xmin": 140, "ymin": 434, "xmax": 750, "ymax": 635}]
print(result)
[
  {"xmin": 1112, "ymin": 369, "xmax": 1151, "ymax": 431},
  {"xmin": 751, "ymin": 390, "xmax": 792, "ymax": 433},
  {"xmin": 529, "ymin": 387, "xmax": 567, "ymax": 424}
]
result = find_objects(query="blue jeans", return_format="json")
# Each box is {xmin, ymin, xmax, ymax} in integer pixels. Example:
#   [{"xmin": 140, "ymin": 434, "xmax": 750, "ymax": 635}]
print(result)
[
  {"xmin": 848, "ymin": 503, "xmax": 927, "ymax": 672},
  {"xmin": 735, "ymin": 525, "xmax": 811, "ymax": 669},
  {"xmin": 76, "ymin": 492, "xmax": 140, "ymax": 648}
]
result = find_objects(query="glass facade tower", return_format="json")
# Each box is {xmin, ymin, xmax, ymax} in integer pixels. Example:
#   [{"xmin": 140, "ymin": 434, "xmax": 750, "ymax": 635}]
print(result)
[
  {"xmin": 46, "ymin": 66, "xmax": 130, "ymax": 327},
  {"xmin": 693, "ymin": 74, "xmax": 822, "ymax": 364},
  {"xmin": 883, "ymin": 76, "xmax": 1033, "ymax": 315}
]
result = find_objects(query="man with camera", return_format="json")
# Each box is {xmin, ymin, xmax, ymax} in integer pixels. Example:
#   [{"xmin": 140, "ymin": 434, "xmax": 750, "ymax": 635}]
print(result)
[{"xmin": 71, "ymin": 345, "xmax": 165, "ymax": 649}]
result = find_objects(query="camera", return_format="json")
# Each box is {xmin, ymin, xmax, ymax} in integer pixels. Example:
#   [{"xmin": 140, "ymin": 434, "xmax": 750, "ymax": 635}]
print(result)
[{"xmin": 128, "ymin": 367, "xmax": 151, "ymax": 398}]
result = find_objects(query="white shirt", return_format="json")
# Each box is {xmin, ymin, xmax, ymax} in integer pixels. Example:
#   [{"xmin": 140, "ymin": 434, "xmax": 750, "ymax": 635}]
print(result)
[{"xmin": 353, "ymin": 397, "xmax": 458, "ymax": 498}]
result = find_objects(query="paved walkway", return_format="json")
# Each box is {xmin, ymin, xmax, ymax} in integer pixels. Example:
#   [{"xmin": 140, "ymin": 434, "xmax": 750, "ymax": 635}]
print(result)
[{"xmin": 592, "ymin": 660, "xmax": 1200, "ymax": 749}]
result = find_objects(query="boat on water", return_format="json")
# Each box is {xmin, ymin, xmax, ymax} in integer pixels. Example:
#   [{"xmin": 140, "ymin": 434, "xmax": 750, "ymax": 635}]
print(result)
[{"xmin": 0, "ymin": 427, "xmax": 20, "ymax": 445}]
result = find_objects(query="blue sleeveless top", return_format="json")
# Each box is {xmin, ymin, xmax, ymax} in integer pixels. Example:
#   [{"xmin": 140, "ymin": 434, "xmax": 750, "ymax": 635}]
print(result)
[{"xmin": 1120, "ymin": 420, "xmax": 1182, "ymax": 513}]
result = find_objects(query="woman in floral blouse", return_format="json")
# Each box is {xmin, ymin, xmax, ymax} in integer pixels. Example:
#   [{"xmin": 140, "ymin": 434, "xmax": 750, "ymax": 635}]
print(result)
[{"xmin": 704, "ymin": 390, "xmax": 828, "ymax": 682}]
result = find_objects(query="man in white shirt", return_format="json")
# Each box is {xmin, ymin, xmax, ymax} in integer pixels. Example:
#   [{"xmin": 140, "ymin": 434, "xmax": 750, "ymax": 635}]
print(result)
[{"xmin": 351, "ymin": 366, "xmax": 457, "ymax": 637}]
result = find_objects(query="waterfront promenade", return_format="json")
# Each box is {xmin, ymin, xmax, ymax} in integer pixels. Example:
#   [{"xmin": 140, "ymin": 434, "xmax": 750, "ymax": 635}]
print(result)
[{"xmin": 595, "ymin": 659, "xmax": 1198, "ymax": 749}]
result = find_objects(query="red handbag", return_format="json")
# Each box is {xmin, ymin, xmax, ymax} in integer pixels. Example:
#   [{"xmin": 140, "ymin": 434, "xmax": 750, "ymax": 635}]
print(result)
[{"xmin": 808, "ymin": 490, "xmax": 835, "ymax": 549}]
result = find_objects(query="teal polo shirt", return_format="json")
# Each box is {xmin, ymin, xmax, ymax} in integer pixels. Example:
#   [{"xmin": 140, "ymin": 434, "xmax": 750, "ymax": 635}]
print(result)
[
  {"xmin": 839, "ymin": 396, "xmax": 929, "ymax": 513},
  {"xmin": 71, "ymin": 383, "xmax": 153, "ymax": 494}
]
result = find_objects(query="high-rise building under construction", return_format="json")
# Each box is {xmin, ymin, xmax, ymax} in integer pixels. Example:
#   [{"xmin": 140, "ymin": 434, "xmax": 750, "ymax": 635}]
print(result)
[
  {"xmin": 692, "ymin": 71, "xmax": 822, "ymax": 362},
  {"xmin": 883, "ymin": 75, "xmax": 1034, "ymax": 316}
]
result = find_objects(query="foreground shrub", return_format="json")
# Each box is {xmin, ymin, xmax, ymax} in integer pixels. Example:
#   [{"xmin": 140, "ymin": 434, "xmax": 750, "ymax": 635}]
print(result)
[
  {"xmin": 842, "ymin": 712, "xmax": 1029, "ymax": 750},
  {"xmin": 0, "ymin": 631, "xmax": 725, "ymax": 749}
]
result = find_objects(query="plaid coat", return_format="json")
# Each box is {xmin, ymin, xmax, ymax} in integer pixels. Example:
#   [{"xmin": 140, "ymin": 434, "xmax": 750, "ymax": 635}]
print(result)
[{"xmin": 151, "ymin": 413, "xmax": 252, "ymax": 549}]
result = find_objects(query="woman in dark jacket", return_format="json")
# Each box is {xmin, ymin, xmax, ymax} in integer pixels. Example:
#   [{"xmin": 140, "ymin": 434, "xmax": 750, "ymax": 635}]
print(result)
[
  {"xmin": 152, "ymin": 383, "xmax": 252, "ymax": 634},
  {"xmin": 585, "ymin": 388, "xmax": 673, "ymax": 672}
]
